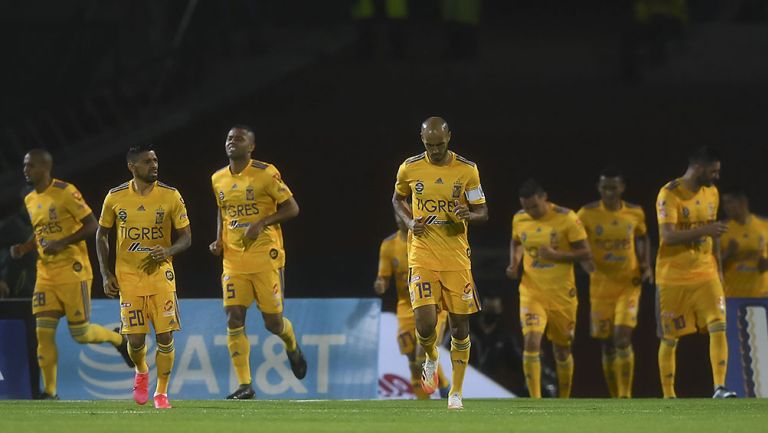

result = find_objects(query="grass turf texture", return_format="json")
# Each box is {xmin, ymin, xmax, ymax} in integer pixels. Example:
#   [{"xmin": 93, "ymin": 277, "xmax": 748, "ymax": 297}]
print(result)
[{"xmin": 2, "ymin": 399, "xmax": 766, "ymax": 433}]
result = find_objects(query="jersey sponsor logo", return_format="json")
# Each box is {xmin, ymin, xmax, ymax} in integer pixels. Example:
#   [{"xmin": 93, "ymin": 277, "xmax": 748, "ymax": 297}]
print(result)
[
  {"xmin": 48, "ymin": 206, "xmax": 58, "ymax": 221},
  {"xmin": 595, "ymin": 238, "xmax": 631, "ymax": 251},
  {"xmin": 601, "ymin": 252, "xmax": 628, "ymax": 263},
  {"xmin": 34, "ymin": 221, "xmax": 63, "ymax": 236},
  {"xmin": 118, "ymin": 209, "xmax": 127, "ymax": 222},
  {"xmin": 415, "ymin": 198, "xmax": 457, "ymax": 213},
  {"xmin": 223, "ymin": 203, "xmax": 260, "ymax": 218},
  {"xmin": 72, "ymin": 261, "xmax": 83, "ymax": 272},
  {"xmin": 120, "ymin": 226, "xmax": 165, "ymax": 240},
  {"xmin": 246, "ymin": 186, "xmax": 255, "ymax": 201},
  {"xmin": 155, "ymin": 208, "xmax": 165, "ymax": 224},
  {"xmin": 229, "ymin": 219, "xmax": 250, "ymax": 229},
  {"xmin": 414, "ymin": 181, "xmax": 424, "ymax": 195},
  {"xmin": 165, "ymin": 270, "xmax": 174, "ymax": 281},
  {"xmin": 269, "ymin": 248, "xmax": 279, "ymax": 259},
  {"xmin": 127, "ymin": 242, "xmax": 153, "ymax": 253}
]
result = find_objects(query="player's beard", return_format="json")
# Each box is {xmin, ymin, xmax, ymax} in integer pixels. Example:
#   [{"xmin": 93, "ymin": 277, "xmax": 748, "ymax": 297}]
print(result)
[{"xmin": 138, "ymin": 171, "xmax": 158, "ymax": 183}]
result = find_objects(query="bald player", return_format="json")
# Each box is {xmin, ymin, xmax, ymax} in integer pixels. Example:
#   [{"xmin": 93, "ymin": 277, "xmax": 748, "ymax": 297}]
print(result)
[
  {"xmin": 393, "ymin": 117, "xmax": 488, "ymax": 410},
  {"xmin": 209, "ymin": 125, "xmax": 306, "ymax": 400},
  {"xmin": 11, "ymin": 149, "xmax": 132, "ymax": 400}
]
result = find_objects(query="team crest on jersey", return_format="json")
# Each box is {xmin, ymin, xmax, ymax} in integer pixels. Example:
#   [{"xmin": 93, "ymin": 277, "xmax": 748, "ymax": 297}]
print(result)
[
  {"xmin": 414, "ymin": 181, "xmax": 424, "ymax": 195},
  {"xmin": 218, "ymin": 191, "xmax": 225, "ymax": 201},
  {"xmin": 452, "ymin": 181, "xmax": 462, "ymax": 199},
  {"xmin": 246, "ymin": 186, "xmax": 255, "ymax": 201},
  {"xmin": 72, "ymin": 262, "xmax": 82, "ymax": 272},
  {"xmin": 155, "ymin": 207, "xmax": 165, "ymax": 224},
  {"xmin": 269, "ymin": 248, "xmax": 279, "ymax": 259},
  {"xmin": 521, "ymin": 232, "xmax": 527, "ymax": 242},
  {"xmin": 118, "ymin": 209, "xmax": 127, "ymax": 222},
  {"xmin": 682, "ymin": 207, "xmax": 690, "ymax": 218},
  {"xmin": 595, "ymin": 225, "xmax": 604, "ymax": 236},
  {"xmin": 165, "ymin": 270, "xmax": 174, "ymax": 281},
  {"xmin": 48, "ymin": 205, "xmax": 57, "ymax": 221}
]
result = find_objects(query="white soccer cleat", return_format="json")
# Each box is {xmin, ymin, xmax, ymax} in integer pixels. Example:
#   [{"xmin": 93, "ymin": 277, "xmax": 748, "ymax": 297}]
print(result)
[
  {"xmin": 447, "ymin": 393, "xmax": 463, "ymax": 410},
  {"xmin": 421, "ymin": 358, "xmax": 439, "ymax": 394}
]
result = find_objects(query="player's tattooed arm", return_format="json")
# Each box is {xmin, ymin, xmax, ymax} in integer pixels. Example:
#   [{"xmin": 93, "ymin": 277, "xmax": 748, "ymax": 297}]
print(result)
[
  {"xmin": 9, "ymin": 233, "xmax": 36, "ymax": 259},
  {"xmin": 454, "ymin": 201, "xmax": 488, "ymax": 224},
  {"xmin": 96, "ymin": 224, "xmax": 120, "ymax": 298},
  {"xmin": 659, "ymin": 222, "xmax": 727, "ymax": 245},
  {"xmin": 43, "ymin": 213, "xmax": 98, "ymax": 255},
  {"xmin": 506, "ymin": 239, "xmax": 524, "ymax": 280}
]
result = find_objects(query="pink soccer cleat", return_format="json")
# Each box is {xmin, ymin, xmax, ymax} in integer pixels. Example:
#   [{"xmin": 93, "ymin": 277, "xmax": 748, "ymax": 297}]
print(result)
[
  {"xmin": 153, "ymin": 393, "xmax": 172, "ymax": 409},
  {"xmin": 132, "ymin": 372, "xmax": 149, "ymax": 405}
]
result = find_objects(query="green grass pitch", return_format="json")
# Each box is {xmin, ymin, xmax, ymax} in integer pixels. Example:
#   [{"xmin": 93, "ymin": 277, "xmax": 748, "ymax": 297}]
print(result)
[{"xmin": 2, "ymin": 399, "xmax": 767, "ymax": 433}]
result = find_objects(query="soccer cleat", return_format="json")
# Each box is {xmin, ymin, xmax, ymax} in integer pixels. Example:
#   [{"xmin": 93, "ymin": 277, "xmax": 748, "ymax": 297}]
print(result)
[
  {"xmin": 712, "ymin": 386, "xmax": 737, "ymax": 398},
  {"xmin": 226, "ymin": 383, "xmax": 256, "ymax": 400},
  {"xmin": 37, "ymin": 392, "xmax": 60, "ymax": 400},
  {"xmin": 421, "ymin": 358, "xmax": 439, "ymax": 395},
  {"xmin": 113, "ymin": 328, "xmax": 135, "ymax": 368},
  {"xmin": 439, "ymin": 384, "xmax": 451, "ymax": 399},
  {"xmin": 133, "ymin": 371, "xmax": 149, "ymax": 405},
  {"xmin": 153, "ymin": 393, "xmax": 172, "ymax": 409},
  {"xmin": 287, "ymin": 345, "xmax": 308, "ymax": 380},
  {"xmin": 447, "ymin": 393, "xmax": 463, "ymax": 410}
]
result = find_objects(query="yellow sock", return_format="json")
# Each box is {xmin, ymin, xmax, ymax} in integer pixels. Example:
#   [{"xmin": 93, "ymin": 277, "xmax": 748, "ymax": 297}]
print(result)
[
  {"xmin": 278, "ymin": 318, "xmax": 298, "ymax": 352},
  {"xmin": 708, "ymin": 322, "xmax": 728, "ymax": 387},
  {"xmin": 616, "ymin": 346, "xmax": 634, "ymax": 398},
  {"xmin": 36, "ymin": 317, "xmax": 59, "ymax": 395},
  {"xmin": 658, "ymin": 338, "xmax": 677, "ymax": 398},
  {"xmin": 128, "ymin": 341, "xmax": 149, "ymax": 374},
  {"xmin": 409, "ymin": 358, "xmax": 429, "ymax": 399},
  {"xmin": 556, "ymin": 354, "xmax": 574, "ymax": 398},
  {"xmin": 449, "ymin": 336, "xmax": 470, "ymax": 397},
  {"xmin": 415, "ymin": 329, "xmax": 438, "ymax": 361},
  {"xmin": 155, "ymin": 339, "xmax": 175, "ymax": 395},
  {"xmin": 68, "ymin": 323, "xmax": 122, "ymax": 346},
  {"xmin": 602, "ymin": 350, "xmax": 618, "ymax": 398},
  {"xmin": 523, "ymin": 351, "xmax": 541, "ymax": 398},
  {"xmin": 227, "ymin": 326, "xmax": 251, "ymax": 385}
]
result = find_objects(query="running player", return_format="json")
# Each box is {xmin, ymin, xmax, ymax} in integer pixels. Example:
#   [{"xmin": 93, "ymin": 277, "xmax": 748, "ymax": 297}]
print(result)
[
  {"xmin": 209, "ymin": 125, "xmax": 306, "ymax": 400},
  {"xmin": 507, "ymin": 179, "xmax": 593, "ymax": 398},
  {"xmin": 393, "ymin": 116, "xmax": 488, "ymax": 409},
  {"xmin": 720, "ymin": 187, "xmax": 768, "ymax": 298},
  {"xmin": 374, "ymin": 213, "xmax": 450, "ymax": 399},
  {"xmin": 654, "ymin": 146, "xmax": 736, "ymax": 398},
  {"xmin": 11, "ymin": 149, "xmax": 132, "ymax": 400},
  {"xmin": 96, "ymin": 144, "xmax": 192, "ymax": 409},
  {"xmin": 578, "ymin": 169, "xmax": 652, "ymax": 398}
]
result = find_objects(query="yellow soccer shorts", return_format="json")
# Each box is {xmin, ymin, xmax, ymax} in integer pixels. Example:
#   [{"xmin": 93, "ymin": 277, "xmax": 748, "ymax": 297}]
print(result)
[
  {"xmin": 408, "ymin": 267, "xmax": 481, "ymax": 315},
  {"xmin": 32, "ymin": 279, "xmax": 92, "ymax": 323},
  {"xmin": 520, "ymin": 293, "xmax": 577, "ymax": 346},
  {"xmin": 222, "ymin": 267, "xmax": 285, "ymax": 314},
  {"xmin": 396, "ymin": 310, "xmax": 449, "ymax": 355},
  {"xmin": 656, "ymin": 278, "xmax": 726, "ymax": 339},
  {"xmin": 589, "ymin": 274, "xmax": 641, "ymax": 339},
  {"xmin": 119, "ymin": 290, "xmax": 181, "ymax": 335}
]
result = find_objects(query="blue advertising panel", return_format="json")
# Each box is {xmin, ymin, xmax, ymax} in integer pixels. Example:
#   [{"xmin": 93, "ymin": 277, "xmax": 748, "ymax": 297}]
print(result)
[
  {"xmin": 54, "ymin": 298, "xmax": 380, "ymax": 400},
  {"xmin": 0, "ymin": 319, "xmax": 33, "ymax": 399},
  {"xmin": 726, "ymin": 298, "xmax": 768, "ymax": 397}
]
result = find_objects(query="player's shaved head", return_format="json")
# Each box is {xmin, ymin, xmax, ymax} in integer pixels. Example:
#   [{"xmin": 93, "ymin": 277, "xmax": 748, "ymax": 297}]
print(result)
[
  {"xmin": 420, "ymin": 116, "xmax": 452, "ymax": 163},
  {"xmin": 23, "ymin": 149, "xmax": 54, "ymax": 187},
  {"xmin": 231, "ymin": 124, "xmax": 255, "ymax": 143},
  {"xmin": 25, "ymin": 149, "xmax": 53, "ymax": 168}
]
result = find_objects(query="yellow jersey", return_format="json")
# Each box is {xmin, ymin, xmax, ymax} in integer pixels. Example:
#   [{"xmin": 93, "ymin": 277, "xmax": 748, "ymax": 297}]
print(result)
[
  {"xmin": 211, "ymin": 160, "xmax": 293, "ymax": 274},
  {"xmin": 655, "ymin": 179, "xmax": 719, "ymax": 286},
  {"xmin": 512, "ymin": 203, "xmax": 587, "ymax": 301},
  {"xmin": 577, "ymin": 201, "xmax": 647, "ymax": 280},
  {"xmin": 98, "ymin": 180, "xmax": 190, "ymax": 295},
  {"xmin": 24, "ymin": 179, "xmax": 93, "ymax": 284},
  {"xmin": 377, "ymin": 231, "xmax": 412, "ymax": 318},
  {"xmin": 721, "ymin": 214, "xmax": 768, "ymax": 298},
  {"xmin": 394, "ymin": 151, "xmax": 486, "ymax": 271}
]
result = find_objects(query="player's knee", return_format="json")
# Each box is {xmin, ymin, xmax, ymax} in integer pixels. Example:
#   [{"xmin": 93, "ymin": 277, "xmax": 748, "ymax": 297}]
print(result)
[
  {"xmin": 156, "ymin": 332, "xmax": 173, "ymax": 346},
  {"xmin": 553, "ymin": 343, "xmax": 572, "ymax": 361},
  {"xmin": 264, "ymin": 316, "xmax": 283, "ymax": 335},
  {"xmin": 523, "ymin": 333, "xmax": 542, "ymax": 352},
  {"xmin": 416, "ymin": 322, "xmax": 436, "ymax": 339},
  {"xmin": 226, "ymin": 309, "xmax": 246, "ymax": 329},
  {"xmin": 127, "ymin": 334, "xmax": 145, "ymax": 348},
  {"xmin": 660, "ymin": 338, "xmax": 677, "ymax": 348},
  {"xmin": 602, "ymin": 340, "xmax": 616, "ymax": 355},
  {"xmin": 613, "ymin": 335, "xmax": 631, "ymax": 350}
]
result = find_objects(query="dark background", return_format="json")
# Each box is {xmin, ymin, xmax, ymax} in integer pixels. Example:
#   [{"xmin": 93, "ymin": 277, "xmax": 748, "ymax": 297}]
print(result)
[{"xmin": 2, "ymin": 0, "xmax": 767, "ymax": 398}]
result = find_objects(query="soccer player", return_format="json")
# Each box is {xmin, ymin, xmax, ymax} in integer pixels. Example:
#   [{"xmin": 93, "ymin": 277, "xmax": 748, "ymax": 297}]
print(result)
[
  {"xmin": 95, "ymin": 144, "xmax": 192, "ymax": 409},
  {"xmin": 655, "ymin": 146, "xmax": 736, "ymax": 398},
  {"xmin": 506, "ymin": 179, "xmax": 593, "ymax": 399},
  {"xmin": 209, "ymin": 125, "xmax": 306, "ymax": 400},
  {"xmin": 374, "ymin": 213, "xmax": 451, "ymax": 399},
  {"xmin": 720, "ymin": 187, "xmax": 768, "ymax": 298},
  {"xmin": 392, "ymin": 116, "xmax": 488, "ymax": 410},
  {"xmin": 577, "ymin": 169, "xmax": 652, "ymax": 398},
  {"xmin": 10, "ymin": 149, "xmax": 132, "ymax": 400}
]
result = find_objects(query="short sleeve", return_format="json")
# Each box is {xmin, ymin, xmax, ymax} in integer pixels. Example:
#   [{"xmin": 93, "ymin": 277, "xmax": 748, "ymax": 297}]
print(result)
[
  {"xmin": 566, "ymin": 211, "xmax": 588, "ymax": 243},
  {"xmin": 464, "ymin": 165, "xmax": 486, "ymax": 205},
  {"xmin": 64, "ymin": 185, "xmax": 93, "ymax": 221},
  {"xmin": 657, "ymin": 188, "xmax": 678, "ymax": 225},
  {"xmin": 265, "ymin": 165, "xmax": 293, "ymax": 204},
  {"xmin": 377, "ymin": 240, "xmax": 393, "ymax": 278},
  {"xmin": 512, "ymin": 216, "xmax": 521, "ymax": 243},
  {"xmin": 211, "ymin": 175, "xmax": 222, "ymax": 207},
  {"xmin": 394, "ymin": 163, "xmax": 411, "ymax": 197},
  {"xmin": 98, "ymin": 193, "xmax": 116, "ymax": 228},
  {"xmin": 172, "ymin": 190, "xmax": 190, "ymax": 229}
]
